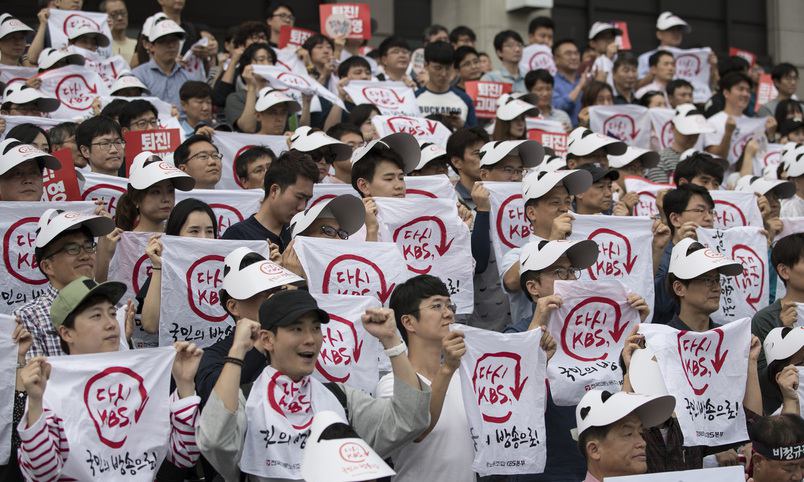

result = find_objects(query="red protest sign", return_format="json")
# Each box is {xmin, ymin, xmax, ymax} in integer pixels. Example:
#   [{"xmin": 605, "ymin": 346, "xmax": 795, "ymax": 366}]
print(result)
[
  {"xmin": 756, "ymin": 73, "xmax": 778, "ymax": 113},
  {"xmin": 527, "ymin": 129, "xmax": 568, "ymax": 157},
  {"xmin": 123, "ymin": 128, "xmax": 181, "ymax": 176},
  {"xmin": 729, "ymin": 47, "xmax": 756, "ymax": 67},
  {"xmin": 319, "ymin": 3, "xmax": 371, "ymax": 40},
  {"xmin": 278, "ymin": 26, "xmax": 315, "ymax": 49},
  {"xmin": 44, "ymin": 148, "xmax": 82, "ymax": 201},
  {"xmin": 464, "ymin": 81, "xmax": 512, "ymax": 119},
  {"xmin": 613, "ymin": 21, "xmax": 631, "ymax": 51}
]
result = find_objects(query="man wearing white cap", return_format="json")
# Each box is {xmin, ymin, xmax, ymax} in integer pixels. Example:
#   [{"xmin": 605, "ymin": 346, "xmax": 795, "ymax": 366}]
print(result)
[
  {"xmin": 132, "ymin": 18, "xmax": 204, "ymax": 111},
  {"xmin": 290, "ymin": 126, "xmax": 352, "ymax": 183},
  {"xmin": 637, "ymin": 11, "xmax": 690, "ymax": 81},
  {"xmin": 66, "ymin": 20, "xmax": 111, "ymax": 53},
  {"xmin": 255, "ymin": 88, "xmax": 301, "ymax": 136},
  {"xmin": 110, "ymin": 73, "xmax": 150, "ymax": 96},
  {"xmin": 575, "ymin": 389, "xmax": 676, "ymax": 482},
  {"xmin": 0, "ymin": 138, "xmax": 61, "ymax": 201},
  {"xmin": 566, "ymin": 127, "xmax": 627, "ymax": 169},
  {"xmin": 0, "ymin": 83, "xmax": 60, "ymax": 117},
  {"xmin": 15, "ymin": 209, "xmax": 115, "ymax": 359},
  {"xmin": 780, "ymin": 142, "xmax": 804, "ymax": 217},
  {"xmin": 288, "ymin": 194, "xmax": 364, "ymax": 241},
  {"xmin": 411, "ymin": 142, "xmax": 450, "ymax": 176},
  {"xmin": 607, "ymin": 145, "xmax": 660, "ymax": 196},
  {"xmin": 27, "ymin": 0, "xmax": 84, "ymax": 66},
  {"xmin": 588, "ymin": 22, "xmax": 622, "ymax": 83},
  {"xmin": 574, "ymin": 164, "xmax": 619, "ymax": 215},
  {"xmin": 0, "ymin": 13, "xmax": 34, "ymax": 67},
  {"xmin": 645, "ymin": 104, "xmax": 714, "ymax": 183},
  {"xmin": 36, "ymin": 46, "xmax": 86, "ymax": 72},
  {"xmin": 351, "ymin": 132, "xmax": 420, "ymax": 198}
]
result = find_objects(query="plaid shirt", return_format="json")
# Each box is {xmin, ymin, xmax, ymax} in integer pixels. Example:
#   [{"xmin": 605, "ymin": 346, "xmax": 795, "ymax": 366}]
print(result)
[{"xmin": 14, "ymin": 284, "xmax": 63, "ymax": 360}]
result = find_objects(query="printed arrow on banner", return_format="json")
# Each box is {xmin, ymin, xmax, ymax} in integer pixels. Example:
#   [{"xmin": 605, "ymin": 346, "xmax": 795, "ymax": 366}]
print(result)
[
  {"xmin": 510, "ymin": 374, "xmax": 529, "ymax": 401},
  {"xmin": 608, "ymin": 314, "xmax": 629, "ymax": 343},
  {"xmin": 711, "ymin": 329, "xmax": 729, "ymax": 374}
]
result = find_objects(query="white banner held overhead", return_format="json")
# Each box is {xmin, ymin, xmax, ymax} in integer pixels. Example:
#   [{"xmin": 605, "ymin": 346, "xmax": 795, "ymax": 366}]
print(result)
[
  {"xmin": 519, "ymin": 43, "xmax": 556, "ymax": 76},
  {"xmin": 175, "ymin": 189, "xmax": 263, "ymax": 237},
  {"xmin": 293, "ymin": 236, "xmax": 410, "ymax": 305},
  {"xmin": 375, "ymin": 198, "xmax": 475, "ymax": 313},
  {"xmin": 342, "ymin": 80, "xmax": 419, "ymax": 116},
  {"xmin": 486, "ymin": 181, "xmax": 531, "ymax": 276},
  {"xmin": 547, "ymin": 280, "xmax": 638, "ymax": 405},
  {"xmin": 404, "ymin": 175, "xmax": 458, "ymax": 201},
  {"xmin": 308, "ymin": 183, "xmax": 360, "ymax": 209},
  {"xmin": 159, "ymin": 236, "xmax": 269, "ymax": 348},
  {"xmin": 0, "ymin": 315, "xmax": 15, "ymax": 464},
  {"xmin": 670, "ymin": 47, "xmax": 713, "ymax": 103},
  {"xmin": 710, "ymin": 190, "xmax": 764, "ymax": 229},
  {"xmin": 726, "ymin": 116, "xmax": 767, "ymax": 165},
  {"xmin": 252, "ymin": 64, "xmax": 345, "ymax": 110},
  {"xmin": 589, "ymin": 104, "xmax": 651, "ymax": 148},
  {"xmin": 640, "ymin": 318, "xmax": 750, "ymax": 447},
  {"xmin": 85, "ymin": 55, "xmax": 129, "ymax": 89},
  {"xmin": 0, "ymin": 65, "xmax": 37, "ymax": 89},
  {"xmin": 212, "ymin": 131, "xmax": 288, "ymax": 190},
  {"xmin": 310, "ymin": 294, "xmax": 382, "ymax": 395},
  {"xmin": 371, "ymin": 114, "xmax": 451, "ymax": 147},
  {"xmin": 753, "ymin": 142, "xmax": 784, "ymax": 176},
  {"xmin": 0, "ymin": 201, "xmax": 95, "ymax": 314},
  {"xmin": 457, "ymin": 324, "xmax": 547, "ymax": 476},
  {"xmin": 623, "ymin": 176, "xmax": 675, "ymax": 217},
  {"xmin": 38, "ymin": 65, "xmax": 109, "ymax": 119},
  {"xmin": 47, "ymin": 9, "xmax": 112, "ymax": 57},
  {"xmin": 569, "ymin": 214, "xmax": 655, "ymax": 322},
  {"xmin": 696, "ymin": 226, "xmax": 770, "ymax": 323},
  {"xmin": 81, "ymin": 171, "xmax": 128, "ymax": 217},
  {"xmin": 648, "ymin": 107, "xmax": 675, "ymax": 151},
  {"xmin": 41, "ymin": 347, "xmax": 176, "ymax": 480}
]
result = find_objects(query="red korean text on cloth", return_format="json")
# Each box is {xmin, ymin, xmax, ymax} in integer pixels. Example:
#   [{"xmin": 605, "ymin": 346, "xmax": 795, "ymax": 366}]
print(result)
[
  {"xmin": 589, "ymin": 104, "xmax": 651, "ymax": 148},
  {"xmin": 342, "ymin": 80, "xmax": 420, "ymax": 116},
  {"xmin": 709, "ymin": 190, "xmax": 764, "ymax": 229},
  {"xmin": 486, "ymin": 181, "xmax": 531, "ymax": 276}
]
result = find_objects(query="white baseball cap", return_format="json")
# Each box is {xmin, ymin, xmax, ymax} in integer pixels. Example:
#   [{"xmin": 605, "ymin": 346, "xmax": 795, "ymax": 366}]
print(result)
[
  {"xmin": 679, "ymin": 148, "xmax": 730, "ymax": 172},
  {"xmin": 0, "ymin": 138, "xmax": 61, "ymax": 176},
  {"xmin": 147, "ymin": 18, "xmax": 185, "ymax": 43},
  {"xmin": 608, "ymin": 146, "xmax": 660, "ymax": 169},
  {"xmin": 479, "ymin": 140, "xmax": 545, "ymax": 169},
  {"xmin": 290, "ymin": 126, "xmax": 351, "ymax": 162},
  {"xmin": 256, "ymin": 87, "xmax": 301, "ymax": 114},
  {"xmin": 522, "ymin": 169, "xmax": 593, "ymax": 201},
  {"xmin": 574, "ymin": 389, "xmax": 675, "ymax": 440},
  {"xmin": 668, "ymin": 238, "xmax": 743, "ymax": 280},
  {"xmin": 110, "ymin": 75, "xmax": 150, "ymax": 95},
  {"xmin": 781, "ymin": 142, "xmax": 804, "ymax": 178},
  {"xmin": 67, "ymin": 22, "xmax": 111, "ymax": 47},
  {"xmin": 128, "ymin": 152, "xmax": 195, "ymax": 191},
  {"xmin": 414, "ymin": 141, "xmax": 448, "ymax": 171},
  {"xmin": 222, "ymin": 247, "xmax": 304, "ymax": 301},
  {"xmin": 496, "ymin": 94, "xmax": 539, "ymax": 121},
  {"xmin": 656, "ymin": 11, "xmax": 691, "ymax": 33},
  {"xmin": 350, "ymin": 132, "xmax": 420, "ymax": 174},
  {"xmin": 37, "ymin": 47, "xmax": 86, "ymax": 70},
  {"xmin": 764, "ymin": 327, "xmax": 804, "ymax": 366},
  {"xmin": 35, "ymin": 209, "xmax": 115, "ymax": 249},
  {"xmin": 141, "ymin": 13, "xmax": 168, "ymax": 41},
  {"xmin": 0, "ymin": 13, "xmax": 33, "ymax": 39},
  {"xmin": 1, "ymin": 83, "xmax": 60, "ymax": 113},
  {"xmin": 672, "ymin": 104, "xmax": 715, "ymax": 136},
  {"xmin": 533, "ymin": 153, "xmax": 567, "ymax": 173},
  {"xmin": 567, "ymin": 127, "xmax": 627, "ymax": 157},
  {"xmin": 519, "ymin": 239, "xmax": 599, "ymax": 275},
  {"xmin": 289, "ymin": 194, "xmax": 365, "ymax": 239},
  {"xmin": 629, "ymin": 347, "xmax": 671, "ymax": 398},
  {"xmin": 735, "ymin": 174, "xmax": 795, "ymax": 199},
  {"xmin": 301, "ymin": 411, "xmax": 395, "ymax": 482},
  {"xmin": 588, "ymin": 21, "xmax": 622, "ymax": 40}
]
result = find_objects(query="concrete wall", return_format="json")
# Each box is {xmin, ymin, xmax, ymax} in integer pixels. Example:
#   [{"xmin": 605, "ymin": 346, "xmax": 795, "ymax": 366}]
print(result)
[{"xmin": 767, "ymin": 0, "xmax": 804, "ymax": 98}]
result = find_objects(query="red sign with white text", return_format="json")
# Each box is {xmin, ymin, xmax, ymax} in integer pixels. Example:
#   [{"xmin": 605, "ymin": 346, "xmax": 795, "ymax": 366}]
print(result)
[
  {"xmin": 43, "ymin": 148, "xmax": 82, "ymax": 201},
  {"xmin": 319, "ymin": 3, "xmax": 371, "ymax": 40},
  {"xmin": 278, "ymin": 26, "xmax": 316, "ymax": 49},
  {"xmin": 464, "ymin": 81, "xmax": 512, "ymax": 119},
  {"xmin": 124, "ymin": 129, "xmax": 181, "ymax": 176}
]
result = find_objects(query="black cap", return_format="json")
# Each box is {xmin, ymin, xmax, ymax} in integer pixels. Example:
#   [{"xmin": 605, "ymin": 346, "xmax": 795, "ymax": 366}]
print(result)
[
  {"xmin": 579, "ymin": 163, "xmax": 620, "ymax": 183},
  {"xmin": 258, "ymin": 290, "xmax": 330, "ymax": 330}
]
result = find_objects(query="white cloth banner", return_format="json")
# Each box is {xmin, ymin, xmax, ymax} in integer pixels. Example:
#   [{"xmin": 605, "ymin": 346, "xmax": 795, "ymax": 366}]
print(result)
[
  {"xmin": 519, "ymin": 44, "xmax": 556, "ymax": 76},
  {"xmin": 776, "ymin": 217, "xmax": 804, "ymax": 243},
  {"xmin": 640, "ymin": 318, "xmax": 750, "ymax": 447},
  {"xmin": 0, "ymin": 115, "xmax": 63, "ymax": 141},
  {"xmin": 293, "ymin": 236, "xmax": 410, "ymax": 305},
  {"xmin": 710, "ymin": 190, "xmax": 764, "ymax": 229},
  {"xmin": 648, "ymin": 108, "xmax": 675, "ymax": 151},
  {"xmin": 342, "ymin": 80, "xmax": 419, "ymax": 116},
  {"xmin": 38, "ymin": 65, "xmax": 110, "ymax": 120},
  {"xmin": 0, "ymin": 65, "xmax": 37, "ymax": 88},
  {"xmin": 273, "ymin": 46, "xmax": 308, "ymax": 75},
  {"xmin": 569, "ymin": 214, "xmax": 655, "ymax": 322},
  {"xmin": 669, "ymin": 47, "xmax": 713, "ymax": 103},
  {"xmin": 606, "ymin": 466, "xmax": 746, "ymax": 481},
  {"xmin": 696, "ymin": 226, "xmax": 770, "ymax": 323},
  {"xmin": 623, "ymin": 176, "xmax": 675, "ymax": 217},
  {"xmin": 47, "ymin": 9, "xmax": 112, "ymax": 58},
  {"xmin": 309, "ymin": 183, "xmax": 360, "ymax": 209},
  {"xmin": 589, "ymin": 105, "xmax": 651, "ymax": 148},
  {"xmin": 753, "ymin": 142, "xmax": 784, "ymax": 176},
  {"xmin": 310, "ymin": 294, "xmax": 382, "ymax": 394},
  {"xmin": 0, "ymin": 201, "xmax": 95, "ymax": 314},
  {"xmin": 212, "ymin": 131, "xmax": 288, "ymax": 190},
  {"xmin": 371, "ymin": 114, "xmax": 451, "ymax": 147},
  {"xmin": 486, "ymin": 181, "xmax": 530, "ymax": 276},
  {"xmin": 375, "ymin": 198, "xmax": 475, "ymax": 313},
  {"xmin": 457, "ymin": 324, "xmax": 547, "ymax": 476},
  {"xmin": 85, "ymin": 55, "xmax": 130, "ymax": 89},
  {"xmin": 175, "ymin": 188, "xmax": 262, "ymax": 237},
  {"xmin": 404, "ymin": 174, "xmax": 458, "ymax": 201},
  {"xmin": 159, "ymin": 236, "xmax": 269, "ymax": 348},
  {"xmin": 81, "ymin": 171, "xmax": 128, "ymax": 217},
  {"xmin": 41, "ymin": 346, "xmax": 176, "ymax": 480},
  {"xmin": 726, "ymin": 117, "xmax": 767, "ymax": 164},
  {"xmin": 252, "ymin": 65, "xmax": 345, "ymax": 110},
  {"xmin": 797, "ymin": 304, "xmax": 804, "ymax": 328},
  {"xmin": 0, "ymin": 315, "xmax": 15, "ymax": 464},
  {"xmin": 547, "ymin": 280, "xmax": 638, "ymax": 405}
]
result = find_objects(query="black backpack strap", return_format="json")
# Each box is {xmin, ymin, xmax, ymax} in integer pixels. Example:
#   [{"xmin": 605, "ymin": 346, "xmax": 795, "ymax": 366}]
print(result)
[{"xmin": 323, "ymin": 382, "xmax": 350, "ymax": 421}]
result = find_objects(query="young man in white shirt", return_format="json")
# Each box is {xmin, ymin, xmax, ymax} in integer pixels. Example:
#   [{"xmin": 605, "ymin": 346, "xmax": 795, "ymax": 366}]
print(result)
[
  {"xmin": 637, "ymin": 11, "xmax": 690, "ymax": 80},
  {"xmin": 634, "ymin": 50, "xmax": 675, "ymax": 103}
]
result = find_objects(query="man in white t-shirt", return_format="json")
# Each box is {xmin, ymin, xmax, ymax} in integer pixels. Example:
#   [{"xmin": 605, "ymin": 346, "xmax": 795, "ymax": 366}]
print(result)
[
  {"xmin": 634, "ymin": 50, "xmax": 675, "ymax": 103},
  {"xmin": 589, "ymin": 22, "xmax": 621, "ymax": 84},
  {"xmin": 377, "ymin": 274, "xmax": 475, "ymax": 482}
]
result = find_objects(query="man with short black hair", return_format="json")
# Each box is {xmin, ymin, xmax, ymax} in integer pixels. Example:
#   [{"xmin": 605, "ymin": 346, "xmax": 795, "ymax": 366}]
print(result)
[
  {"xmin": 101, "ymin": 0, "xmax": 136, "ymax": 63},
  {"xmin": 481, "ymin": 30, "xmax": 526, "ymax": 93},
  {"xmin": 666, "ymin": 78, "xmax": 693, "ymax": 108},
  {"xmin": 265, "ymin": 2, "xmax": 294, "ymax": 46},
  {"xmin": 635, "ymin": 50, "xmax": 675, "ymax": 102},
  {"xmin": 118, "ymin": 99, "xmax": 160, "ymax": 133},
  {"xmin": 758, "ymin": 63, "xmax": 801, "ymax": 118},
  {"xmin": 552, "ymin": 38, "xmax": 586, "ymax": 125},
  {"xmin": 377, "ymin": 36, "xmax": 412, "ymax": 82},
  {"xmin": 528, "ymin": 16, "xmax": 554, "ymax": 47},
  {"xmin": 748, "ymin": 414, "xmax": 804, "ymax": 482},
  {"xmin": 525, "ymin": 68, "xmax": 572, "ymax": 128},
  {"xmin": 179, "ymin": 81, "xmax": 214, "ymax": 136},
  {"xmin": 173, "ymin": 134, "xmax": 222, "ymax": 189},
  {"xmin": 672, "ymin": 152, "xmax": 725, "ymax": 190},
  {"xmin": 449, "ymin": 25, "xmax": 476, "ymax": 48},
  {"xmin": 416, "ymin": 41, "xmax": 477, "ymax": 130},
  {"xmin": 612, "ymin": 54, "xmax": 638, "ymax": 105},
  {"xmin": 76, "ymin": 115, "xmax": 126, "ymax": 176},
  {"xmin": 234, "ymin": 146, "xmax": 276, "ymax": 189},
  {"xmin": 453, "ymin": 46, "xmax": 483, "ymax": 92}
]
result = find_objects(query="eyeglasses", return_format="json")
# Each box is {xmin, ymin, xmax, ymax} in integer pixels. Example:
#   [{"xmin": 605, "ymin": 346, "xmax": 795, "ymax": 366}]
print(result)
[
  {"xmin": 320, "ymin": 225, "xmax": 349, "ymax": 240},
  {"xmin": 416, "ymin": 301, "xmax": 457, "ymax": 315},
  {"xmin": 130, "ymin": 118, "xmax": 159, "ymax": 130},
  {"xmin": 187, "ymin": 151, "xmax": 223, "ymax": 163},
  {"xmin": 46, "ymin": 241, "xmax": 97, "ymax": 258},
  {"xmin": 683, "ymin": 208, "xmax": 716, "ymax": 216},
  {"xmin": 108, "ymin": 10, "xmax": 128, "ymax": 18},
  {"xmin": 493, "ymin": 165, "xmax": 526, "ymax": 176},
  {"xmin": 272, "ymin": 13, "xmax": 295, "ymax": 21},
  {"xmin": 694, "ymin": 276, "xmax": 722, "ymax": 290},
  {"xmin": 459, "ymin": 58, "xmax": 481, "ymax": 68},
  {"xmin": 547, "ymin": 267, "xmax": 581, "ymax": 280},
  {"xmin": 91, "ymin": 139, "xmax": 125, "ymax": 150}
]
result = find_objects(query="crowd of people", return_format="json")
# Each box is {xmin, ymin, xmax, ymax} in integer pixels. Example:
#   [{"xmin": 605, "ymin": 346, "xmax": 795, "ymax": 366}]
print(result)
[{"xmin": 1, "ymin": 1, "xmax": 804, "ymax": 481}]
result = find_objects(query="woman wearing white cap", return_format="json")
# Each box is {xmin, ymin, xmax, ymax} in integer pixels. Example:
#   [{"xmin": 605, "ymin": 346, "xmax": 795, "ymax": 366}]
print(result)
[
  {"xmin": 0, "ymin": 13, "xmax": 34, "ymax": 67},
  {"xmin": 492, "ymin": 94, "xmax": 539, "ymax": 141},
  {"xmin": 762, "ymin": 327, "xmax": 804, "ymax": 416},
  {"xmin": 66, "ymin": 21, "xmax": 111, "ymax": 54},
  {"xmin": 0, "ymin": 137, "xmax": 61, "ymax": 202}
]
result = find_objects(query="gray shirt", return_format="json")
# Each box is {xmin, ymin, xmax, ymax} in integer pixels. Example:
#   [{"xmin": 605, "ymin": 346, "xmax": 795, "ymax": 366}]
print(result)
[{"xmin": 645, "ymin": 147, "xmax": 682, "ymax": 184}]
